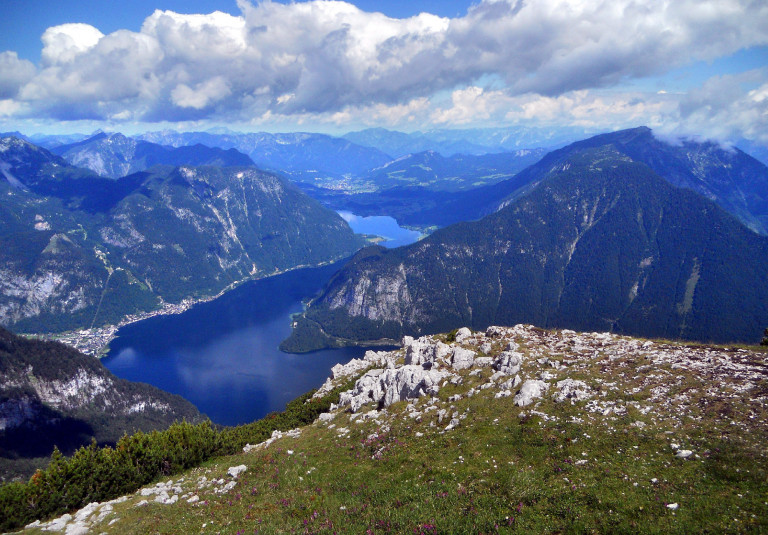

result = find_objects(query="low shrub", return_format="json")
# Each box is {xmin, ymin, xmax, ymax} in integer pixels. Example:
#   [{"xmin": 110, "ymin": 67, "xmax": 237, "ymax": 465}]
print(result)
[{"xmin": 0, "ymin": 382, "xmax": 352, "ymax": 532}]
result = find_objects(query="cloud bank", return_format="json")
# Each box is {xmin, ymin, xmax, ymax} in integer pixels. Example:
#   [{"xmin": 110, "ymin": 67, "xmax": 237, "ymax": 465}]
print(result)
[{"xmin": 1, "ymin": 0, "xmax": 767, "ymax": 143}]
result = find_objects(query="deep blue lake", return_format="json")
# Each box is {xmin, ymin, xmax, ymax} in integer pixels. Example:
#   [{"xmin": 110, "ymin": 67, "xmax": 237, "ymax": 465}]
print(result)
[
  {"xmin": 103, "ymin": 216, "xmax": 419, "ymax": 427},
  {"xmin": 103, "ymin": 263, "xmax": 368, "ymax": 426},
  {"xmin": 338, "ymin": 211, "xmax": 422, "ymax": 248}
]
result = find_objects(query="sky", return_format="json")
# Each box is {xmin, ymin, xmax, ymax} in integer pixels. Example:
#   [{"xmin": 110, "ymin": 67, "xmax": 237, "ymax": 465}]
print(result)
[{"xmin": 0, "ymin": 0, "xmax": 767, "ymax": 146}]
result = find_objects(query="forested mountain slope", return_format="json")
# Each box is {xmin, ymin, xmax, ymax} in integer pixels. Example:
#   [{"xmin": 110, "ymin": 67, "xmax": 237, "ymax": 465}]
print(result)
[
  {"xmin": 0, "ymin": 137, "xmax": 365, "ymax": 333},
  {"xmin": 284, "ymin": 146, "xmax": 768, "ymax": 351},
  {"xmin": 323, "ymin": 127, "xmax": 768, "ymax": 231},
  {"xmin": 0, "ymin": 326, "xmax": 202, "ymax": 480}
]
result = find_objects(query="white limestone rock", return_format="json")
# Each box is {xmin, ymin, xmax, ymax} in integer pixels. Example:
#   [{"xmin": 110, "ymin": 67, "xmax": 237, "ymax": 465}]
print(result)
[
  {"xmin": 454, "ymin": 327, "xmax": 472, "ymax": 343},
  {"xmin": 553, "ymin": 379, "xmax": 592, "ymax": 403},
  {"xmin": 227, "ymin": 465, "xmax": 247, "ymax": 478},
  {"xmin": 451, "ymin": 347, "xmax": 476, "ymax": 370},
  {"xmin": 330, "ymin": 359, "xmax": 370, "ymax": 381},
  {"xmin": 339, "ymin": 366, "xmax": 451, "ymax": 413},
  {"xmin": 474, "ymin": 357, "xmax": 494, "ymax": 368},
  {"xmin": 403, "ymin": 336, "xmax": 450, "ymax": 366},
  {"xmin": 485, "ymin": 326, "xmax": 508, "ymax": 338},
  {"xmin": 339, "ymin": 369, "xmax": 386, "ymax": 413},
  {"xmin": 382, "ymin": 366, "xmax": 450, "ymax": 407},
  {"xmin": 494, "ymin": 351, "xmax": 523, "ymax": 375},
  {"xmin": 317, "ymin": 412, "xmax": 336, "ymax": 423},
  {"xmin": 499, "ymin": 375, "xmax": 522, "ymax": 391},
  {"xmin": 514, "ymin": 380, "xmax": 550, "ymax": 407}
]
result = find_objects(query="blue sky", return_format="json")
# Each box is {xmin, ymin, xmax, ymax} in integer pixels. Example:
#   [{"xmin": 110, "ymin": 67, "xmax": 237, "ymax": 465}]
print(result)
[{"xmin": 0, "ymin": 0, "xmax": 766, "ymax": 145}]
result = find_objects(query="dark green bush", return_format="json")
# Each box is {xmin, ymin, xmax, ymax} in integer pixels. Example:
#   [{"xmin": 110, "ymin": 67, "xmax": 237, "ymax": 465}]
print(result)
[{"xmin": 0, "ymin": 382, "xmax": 353, "ymax": 532}]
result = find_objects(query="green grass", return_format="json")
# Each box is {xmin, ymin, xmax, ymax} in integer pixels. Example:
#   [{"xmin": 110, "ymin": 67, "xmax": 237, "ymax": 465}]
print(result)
[
  {"xmin": 70, "ymin": 391, "xmax": 765, "ymax": 534},
  {"xmin": 19, "ymin": 330, "xmax": 768, "ymax": 534}
]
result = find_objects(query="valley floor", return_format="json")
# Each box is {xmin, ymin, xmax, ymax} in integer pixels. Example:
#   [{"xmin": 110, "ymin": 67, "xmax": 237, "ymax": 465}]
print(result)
[{"xmin": 18, "ymin": 325, "xmax": 768, "ymax": 534}]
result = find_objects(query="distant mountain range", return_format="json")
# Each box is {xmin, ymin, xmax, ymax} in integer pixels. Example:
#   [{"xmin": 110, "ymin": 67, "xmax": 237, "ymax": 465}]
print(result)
[
  {"xmin": 0, "ymin": 326, "xmax": 202, "ymax": 480},
  {"xmin": 283, "ymin": 138, "xmax": 768, "ymax": 352},
  {"xmin": 315, "ymin": 127, "xmax": 768, "ymax": 231},
  {"xmin": 51, "ymin": 132, "xmax": 254, "ymax": 179},
  {"xmin": 342, "ymin": 126, "xmax": 597, "ymax": 158},
  {"xmin": 136, "ymin": 130, "xmax": 392, "ymax": 184},
  {"xmin": 356, "ymin": 149, "xmax": 547, "ymax": 192},
  {"xmin": 0, "ymin": 136, "xmax": 365, "ymax": 333}
]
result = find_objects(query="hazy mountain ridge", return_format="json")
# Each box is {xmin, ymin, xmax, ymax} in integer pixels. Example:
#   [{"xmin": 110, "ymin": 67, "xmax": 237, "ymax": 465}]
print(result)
[
  {"xmin": 136, "ymin": 130, "xmax": 393, "ymax": 183},
  {"xmin": 284, "ymin": 145, "xmax": 768, "ymax": 351},
  {"xmin": 0, "ymin": 136, "xmax": 366, "ymax": 333},
  {"xmin": 0, "ymin": 326, "xmax": 202, "ymax": 480},
  {"xmin": 51, "ymin": 133, "xmax": 254, "ymax": 179},
  {"xmin": 342, "ymin": 125, "xmax": 596, "ymax": 157},
  {"xmin": 358, "ymin": 149, "xmax": 547, "ymax": 192},
  {"xmin": 326, "ymin": 127, "xmax": 768, "ymax": 231}
]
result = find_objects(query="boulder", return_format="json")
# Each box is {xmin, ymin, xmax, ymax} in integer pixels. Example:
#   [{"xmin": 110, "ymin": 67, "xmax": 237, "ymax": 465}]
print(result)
[
  {"xmin": 454, "ymin": 327, "xmax": 472, "ymax": 343},
  {"xmin": 514, "ymin": 380, "xmax": 549, "ymax": 407},
  {"xmin": 485, "ymin": 325, "xmax": 508, "ymax": 338},
  {"xmin": 451, "ymin": 347, "xmax": 476, "ymax": 370},
  {"xmin": 382, "ymin": 366, "xmax": 449, "ymax": 407},
  {"xmin": 404, "ymin": 336, "xmax": 450, "ymax": 366},
  {"xmin": 494, "ymin": 351, "xmax": 524, "ymax": 375},
  {"xmin": 330, "ymin": 358, "xmax": 370, "ymax": 380},
  {"xmin": 473, "ymin": 356, "xmax": 494, "ymax": 368},
  {"xmin": 339, "ymin": 369, "xmax": 387, "ymax": 413},
  {"xmin": 227, "ymin": 465, "xmax": 247, "ymax": 478}
]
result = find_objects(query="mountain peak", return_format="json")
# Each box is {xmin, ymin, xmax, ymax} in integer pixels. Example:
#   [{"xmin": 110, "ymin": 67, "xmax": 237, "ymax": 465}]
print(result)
[{"xmin": 285, "ymin": 143, "xmax": 768, "ymax": 351}]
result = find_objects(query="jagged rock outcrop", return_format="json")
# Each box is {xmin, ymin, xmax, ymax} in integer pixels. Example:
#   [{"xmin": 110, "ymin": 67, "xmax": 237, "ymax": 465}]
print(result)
[
  {"xmin": 403, "ymin": 336, "xmax": 450, "ymax": 366},
  {"xmin": 338, "ymin": 366, "xmax": 450, "ymax": 413}
]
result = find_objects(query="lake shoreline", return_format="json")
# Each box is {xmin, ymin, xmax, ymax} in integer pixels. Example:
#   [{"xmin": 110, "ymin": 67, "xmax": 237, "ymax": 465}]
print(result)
[
  {"xmin": 26, "ymin": 254, "xmax": 355, "ymax": 358},
  {"xmin": 26, "ymin": 212, "xmax": 422, "ymax": 358}
]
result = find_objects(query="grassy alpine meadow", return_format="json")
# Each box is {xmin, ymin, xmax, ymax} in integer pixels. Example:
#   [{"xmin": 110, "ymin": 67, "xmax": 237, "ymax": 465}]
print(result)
[{"xmin": 18, "ymin": 326, "xmax": 768, "ymax": 534}]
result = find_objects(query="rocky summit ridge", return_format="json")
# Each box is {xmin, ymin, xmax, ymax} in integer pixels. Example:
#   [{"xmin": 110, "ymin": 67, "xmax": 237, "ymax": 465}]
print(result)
[{"xmin": 23, "ymin": 325, "xmax": 767, "ymax": 534}]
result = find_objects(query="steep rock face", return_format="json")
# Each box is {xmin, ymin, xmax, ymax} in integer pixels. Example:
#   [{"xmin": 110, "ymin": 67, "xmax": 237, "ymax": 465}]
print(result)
[
  {"xmin": 286, "ymin": 146, "xmax": 768, "ymax": 349},
  {"xmin": 95, "ymin": 165, "xmax": 365, "ymax": 303},
  {"xmin": 0, "ymin": 232, "xmax": 107, "ymax": 328},
  {"xmin": 0, "ymin": 136, "xmax": 365, "ymax": 333},
  {"xmin": 0, "ymin": 326, "xmax": 201, "ymax": 479}
]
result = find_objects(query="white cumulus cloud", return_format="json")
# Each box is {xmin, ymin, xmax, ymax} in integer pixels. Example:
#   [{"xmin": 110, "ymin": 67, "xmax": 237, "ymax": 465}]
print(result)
[
  {"xmin": 657, "ymin": 70, "xmax": 768, "ymax": 145},
  {"xmin": 41, "ymin": 23, "xmax": 104, "ymax": 65},
  {"xmin": 171, "ymin": 77, "xmax": 232, "ymax": 109},
  {"xmin": 0, "ymin": 52, "xmax": 36, "ymax": 99},
  {"xmin": 0, "ymin": 0, "xmax": 766, "ymax": 142}
]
